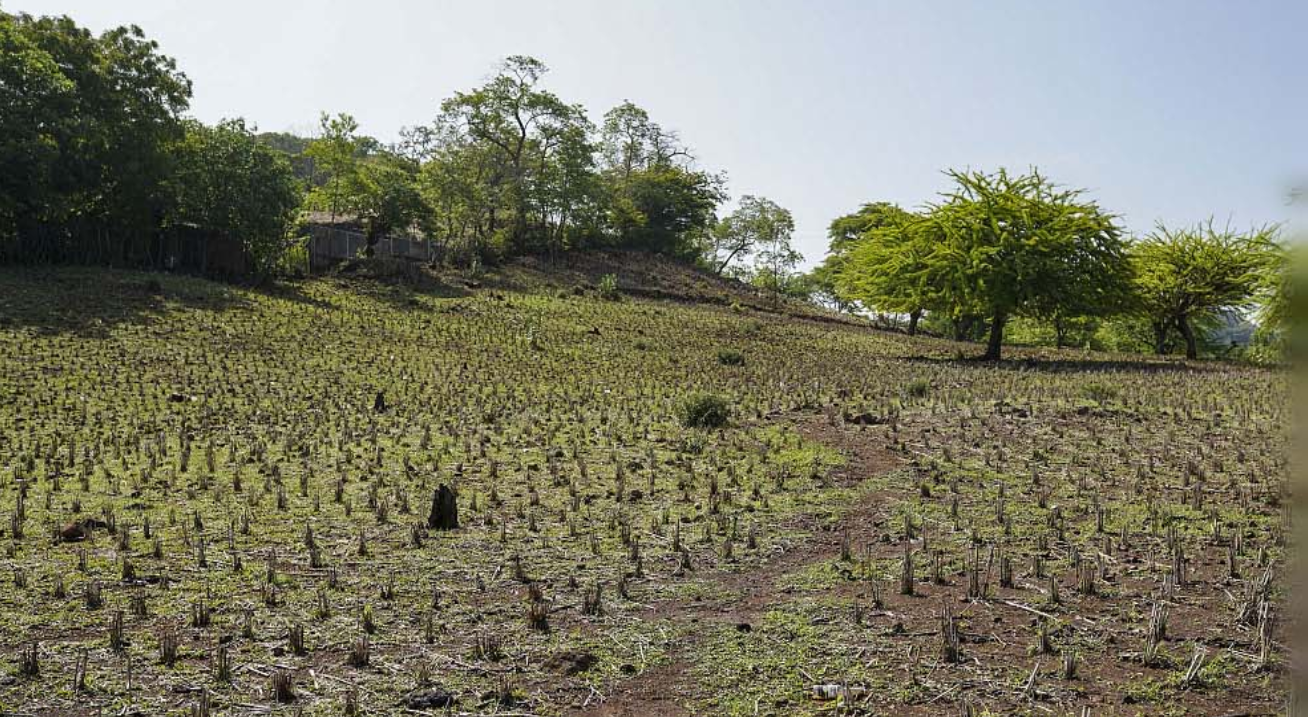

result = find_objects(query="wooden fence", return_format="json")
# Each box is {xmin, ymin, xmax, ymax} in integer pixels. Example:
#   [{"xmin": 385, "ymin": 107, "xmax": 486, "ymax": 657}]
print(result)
[{"xmin": 307, "ymin": 225, "xmax": 435, "ymax": 271}]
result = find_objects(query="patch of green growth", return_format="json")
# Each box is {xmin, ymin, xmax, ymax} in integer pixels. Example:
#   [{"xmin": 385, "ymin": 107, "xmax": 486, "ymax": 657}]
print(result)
[
  {"xmin": 717, "ymin": 348, "xmax": 746, "ymax": 366},
  {"xmin": 597, "ymin": 273, "xmax": 621, "ymax": 300},
  {"xmin": 904, "ymin": 378, "xmax": 931, "ymax": 398},
  {"xmin": 680, "ymin": 392, "xmax": 731, "ymax": 428},
  {"xmin": 1080, "ymin": 381, "xmax": 1119, "ymax": 404}
]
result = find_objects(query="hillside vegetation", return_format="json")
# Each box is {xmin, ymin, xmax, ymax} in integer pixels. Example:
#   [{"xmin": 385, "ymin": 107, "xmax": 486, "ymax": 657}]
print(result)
[{"xmin": 0, "ymin": 264, "xmax": 1288, "ymax": 716}]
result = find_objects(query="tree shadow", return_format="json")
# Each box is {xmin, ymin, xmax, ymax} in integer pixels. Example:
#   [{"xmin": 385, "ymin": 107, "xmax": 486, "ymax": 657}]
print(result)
[
  {"xmin": 327, "ymin": 261, "xmax": 471, "ymax": 311},
  {"xmin": 0, "ymin": 267, "xmax": 259, "ymax": 338},
  {"xmin": 900, "ymin": 353, "xmax": 1240, "ymax": 375},
  {"xmin": 254, "ymin": 279, "xmax": 338, "ymax": 311}
]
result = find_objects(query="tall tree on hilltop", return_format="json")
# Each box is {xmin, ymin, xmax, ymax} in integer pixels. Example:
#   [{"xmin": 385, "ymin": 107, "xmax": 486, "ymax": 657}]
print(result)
[
  {"xmin": 597, "ymin": 101, "xmax": 725, "ymax": 258},
  {"xmin": 436, "ymin": 56, "xmax": 595, "ymax": 255},
  {"xmin": 711, "ymin": 195, "xmax": 796, "ymax": 279}
]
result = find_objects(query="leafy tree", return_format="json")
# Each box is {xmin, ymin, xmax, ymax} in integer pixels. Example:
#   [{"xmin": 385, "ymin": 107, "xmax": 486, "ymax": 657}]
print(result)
[
  {"xmin": 608, "ymin": 164, "xmax": 725, "ymax": 258},
  {"xmin": 826, "ymin": 202, "xmax": 915, "ymax": 255},
  {"xmin": 597, "ymin": 102, "xmax": 724, "ymax": 258},
  {"xmin": 1250, "ymin": 241, "xmax": 1303, "ymax": 360},
  {"xmin": 0, "ymin": 11, "xmax": 74, "ymax": 247},
  {"xmin": 532, "ymin": 114, "xmax": 603, "ymax": 256},
  {"xmin": 417, "ymin": 126, "xmax": 498, "ymax": 261},
  {"xmin": 809, "ymin": 203, "xmax": 915, "ymax": 316},
  {"xmin": 750, "ymin": 230, "xmax": 804, "ymax": 293},
  {"xmin": 304, "ymin": 112, "xmax": 364, "ymax": 220},
  {"xmin": 711, "ymin": 196, "xmax": 795, "ymax": 277},
  {"xmin": 169, "ymin": 118, "xmax": 301, "ymax": 274},
  {"xmin": 0, "ymin": 10, "xmax": 190, "ymax": 264},
  {"xmin": 834, "ymin": 212, "xmax": 941, "ymax": 335},
  {"xmin": 436, "ymin": 56, "xmax": 594, "ymax": 254},
  {"xmin": 1131, "ymin": 222, "xmax": 1280, "ymax": 359},
  {"xmin": 599, "ymin": 101, "xmax": 691, "ymax": 178},
  {"xmin": 353, "ymin": 155, "xmax": 427, "ymax": 255},
  {"xmin": 914, "ymin": 169, "xmax": 1128, "ymax": 359}
]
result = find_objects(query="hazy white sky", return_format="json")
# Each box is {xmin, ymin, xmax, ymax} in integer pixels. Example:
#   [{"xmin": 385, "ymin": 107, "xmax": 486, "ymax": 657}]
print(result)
[{"xmin": 16, "ymin": 0, "xmax": 1307, "ymax": 263}]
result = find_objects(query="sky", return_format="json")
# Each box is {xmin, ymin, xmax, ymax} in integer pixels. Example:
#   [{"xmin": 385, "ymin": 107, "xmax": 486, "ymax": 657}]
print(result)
[{"xmin": 16, "ymin": 0, "xmax": 1307, "ymax": 265}]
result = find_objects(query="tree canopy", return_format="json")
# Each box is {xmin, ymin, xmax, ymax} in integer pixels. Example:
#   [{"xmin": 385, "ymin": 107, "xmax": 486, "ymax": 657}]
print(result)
[
  {"xmin": 827, "ymin": 170, "xmax": 1131, "ymax": 358},
  {"xmin": 2, "ymin": 13, "xmax": 735, "ymax": 274},
  {"xmin": 169, "ymin": 119, "xmax": 300, "ymax": 274},
  {"xmin": 1, "ymin": 10, "xmax": 191, "ymax": 264},
  {"xmin": 1131, "ymin": 222, "xmax": 1280, "ymax": 359}
]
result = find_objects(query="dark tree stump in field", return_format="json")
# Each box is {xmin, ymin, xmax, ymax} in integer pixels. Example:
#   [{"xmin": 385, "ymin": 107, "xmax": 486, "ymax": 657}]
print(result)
[{"xmin": 428, "ymin": 484, "xmax": 458, "ymax": 530}]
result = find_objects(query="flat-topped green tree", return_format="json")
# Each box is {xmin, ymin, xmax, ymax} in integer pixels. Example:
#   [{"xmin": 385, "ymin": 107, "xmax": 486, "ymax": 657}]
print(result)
[
  {"xmin": 1132, "ymin": 222, "xmax": 1280, "ymax": 359},
  {"xmin": 924, "ymin": 169, "xmax": 1131, "ymax": 360},
  {"xmin": 834, "ymin": 210, "xmax": 937, "ymax": 334},
  {"xmin": 813, "ymin": 202, "xmax": 918, "ymax": 318}
]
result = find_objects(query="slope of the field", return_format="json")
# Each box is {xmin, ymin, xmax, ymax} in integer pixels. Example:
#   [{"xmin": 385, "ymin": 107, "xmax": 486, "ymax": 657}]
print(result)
[{"xmin": 0, "ymin": 264, "xmax": 1289, "ymax": 716}]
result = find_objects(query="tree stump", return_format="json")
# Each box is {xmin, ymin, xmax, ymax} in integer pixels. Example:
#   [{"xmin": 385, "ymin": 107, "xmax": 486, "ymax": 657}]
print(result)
[{"xmin": 428, "ymin": 484, "xmax": 458, "ymax": 530}]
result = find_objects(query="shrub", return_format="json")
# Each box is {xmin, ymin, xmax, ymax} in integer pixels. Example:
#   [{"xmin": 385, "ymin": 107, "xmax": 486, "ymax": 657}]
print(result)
[
  {"xmin": 597, "ymin": 274, "xmax": 621, "ymax": 301},
  {"xmin": 1080, "ymin": 382, "xmax": 1118, "ymax": 404},
  {"xmin": 717, "ymin": 349, "xmax": 746, "ymax": 366},
  {"xmin": 905, "ymin": 379, "xmax": 931, "ymax": 398},
  {"xmin": 679, "ymin": 393, "xmax": 731, "ymax": 429}
]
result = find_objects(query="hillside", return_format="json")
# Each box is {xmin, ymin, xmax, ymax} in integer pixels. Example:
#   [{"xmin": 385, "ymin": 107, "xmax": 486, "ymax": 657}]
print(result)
[
  {"xmin": 326, "ymin": 249, "xmax": 858, "ymax": 326},
  {"xmin": 0, "ymin": 264, "xmax": 1289, "ymax": 717}
]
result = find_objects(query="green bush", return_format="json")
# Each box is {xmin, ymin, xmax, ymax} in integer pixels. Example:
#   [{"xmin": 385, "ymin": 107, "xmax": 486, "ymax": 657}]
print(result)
[
  {"xmin": 717, "ymin": 349, "xmax": 746, "ymax": 366},
  {"xmin": 904, "ymin": 378, "xmax": 931, "ymax": 398},
  {"xmin": 1080, "ymin": 382, "xmax": 1119, "ymax": 404},
  {"xmin": 597, "ymin": 273, "xmax": 621, "ymax": 301},
  {"xmin": 679, "ymin": 392, "xmax": 731, "ymax": 429}
]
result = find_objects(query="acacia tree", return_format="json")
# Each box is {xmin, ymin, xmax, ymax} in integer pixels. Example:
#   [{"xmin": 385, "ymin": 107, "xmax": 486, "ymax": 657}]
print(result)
[
  {"xmin": 834, "ymin": 212, "xmax": 940, "ymax": 335},
  {"xmin": 925, "ymin": 169, "xmax": 1129, "ymax": 360},
  {"xmin": 818, "ymin": 203, "xmax": 929, "ymax": 328},
  {"xmin": 1131, "ymin": 222, "xmax": 1279, "ymax": 359}
]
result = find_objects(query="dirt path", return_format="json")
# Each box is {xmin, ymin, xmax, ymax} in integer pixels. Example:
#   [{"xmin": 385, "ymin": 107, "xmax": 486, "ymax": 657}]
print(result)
[{"xmin": 574, "ymin": 416, "xmax": 904, "ymax": 717}]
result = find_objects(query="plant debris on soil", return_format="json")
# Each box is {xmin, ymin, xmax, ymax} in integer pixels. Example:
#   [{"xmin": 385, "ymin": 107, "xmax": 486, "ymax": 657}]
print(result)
[{"xmin": 0, "ymin": 264, "xmax": 1289, "ymax": 716}]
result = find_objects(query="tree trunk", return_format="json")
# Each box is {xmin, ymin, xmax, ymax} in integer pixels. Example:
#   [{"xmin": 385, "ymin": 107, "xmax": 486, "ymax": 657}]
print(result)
[
  {"xmin": 1177, "ymin": 315, "xmax": 1198, "ymax": 360},
  {"xmin": 428, "ymin": 484, "xmax": 459, "ymax": 530},
  {"xmin": 715, "ymin": 246, "xmax": 745, "ymax": 276},
  {"xmin": 983, "ymin": 312, "xmax": 1006, "ymax": 361},
  {"xmin": 907, "ymin": 309, "xmax": 922, "ymax": 336},
  {"xmin": 1152, "ymin": 321, "xmax": 1169, "ymax": 355}
]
